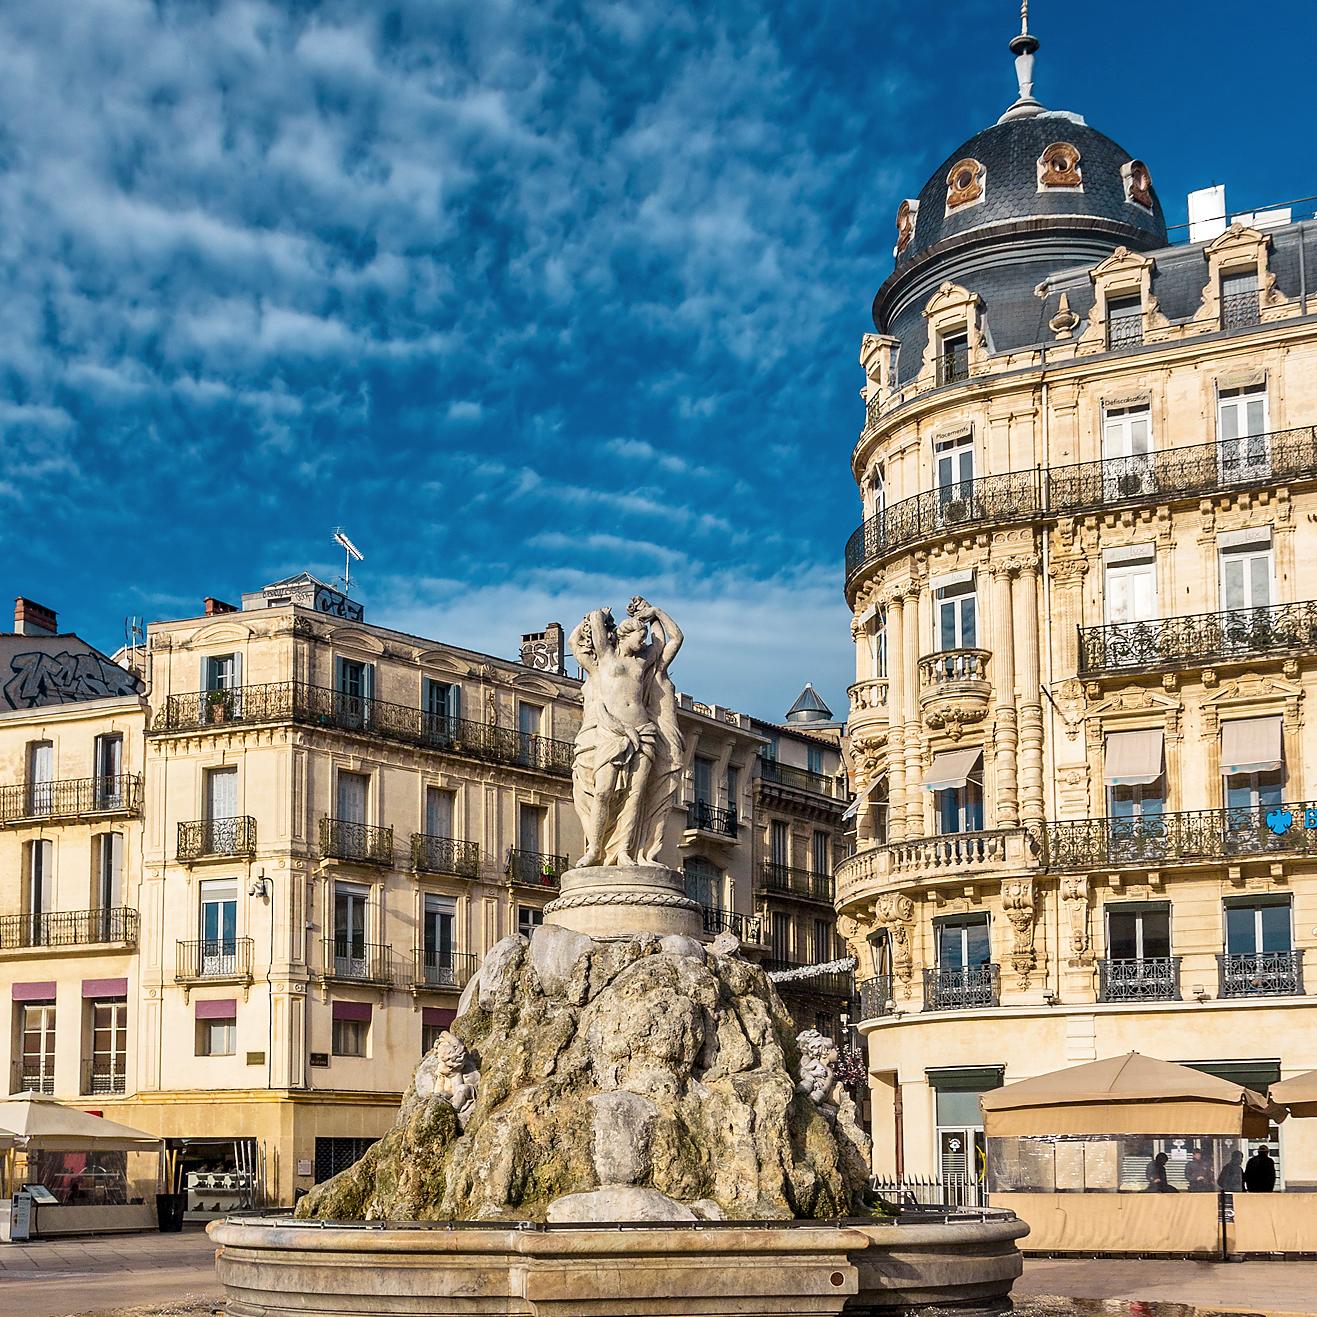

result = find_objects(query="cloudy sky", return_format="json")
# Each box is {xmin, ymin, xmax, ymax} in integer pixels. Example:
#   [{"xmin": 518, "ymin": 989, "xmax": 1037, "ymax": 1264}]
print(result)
[{"xmin": 3, "ymin": 1, "xmax": 1315, "ymax": 719}]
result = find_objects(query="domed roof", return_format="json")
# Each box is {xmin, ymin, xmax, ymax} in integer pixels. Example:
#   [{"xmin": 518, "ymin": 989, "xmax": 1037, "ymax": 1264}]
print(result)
[{"xmin": 896, "ymin": 112, "xmax": 1167, "ymax": 268}]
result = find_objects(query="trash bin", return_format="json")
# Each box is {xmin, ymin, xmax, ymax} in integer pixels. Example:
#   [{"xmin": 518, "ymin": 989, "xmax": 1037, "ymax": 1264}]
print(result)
[{"xmin": 156, "ymin": 1191, "xmax": 186, "ymax": 1233}]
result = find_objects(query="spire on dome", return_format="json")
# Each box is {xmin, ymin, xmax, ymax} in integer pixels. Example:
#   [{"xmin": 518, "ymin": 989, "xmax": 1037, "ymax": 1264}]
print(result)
[{"xmin": 998, "ymin": 0, "xmax": 1045, "ymax": 123}]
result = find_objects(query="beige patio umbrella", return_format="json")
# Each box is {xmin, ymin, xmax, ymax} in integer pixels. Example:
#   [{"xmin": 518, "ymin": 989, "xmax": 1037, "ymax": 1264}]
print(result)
[
  {"xmin": 1269, "ymin": 1070, "xmax": 1317, "ymax": 1118},
  {"xmin": 980, "ymin": 1052, "xmax": 1283, "ymax": 1138},
  {"xmin": 0, "ymin": 1093, "xmax": 162, "ymax": 1150}
]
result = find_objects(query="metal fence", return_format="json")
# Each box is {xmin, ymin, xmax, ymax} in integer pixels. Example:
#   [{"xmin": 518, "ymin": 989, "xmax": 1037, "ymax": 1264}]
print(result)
[{"xmin": 870, "ymin": 1173, "xmax": 985, "ymax": 1208}]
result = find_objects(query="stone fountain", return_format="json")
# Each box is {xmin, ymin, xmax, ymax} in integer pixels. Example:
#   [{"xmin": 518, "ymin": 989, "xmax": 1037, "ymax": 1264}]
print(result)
[{"xmin": 209, "ymin": 599, "xmax": 1025, "ymax": 1315}]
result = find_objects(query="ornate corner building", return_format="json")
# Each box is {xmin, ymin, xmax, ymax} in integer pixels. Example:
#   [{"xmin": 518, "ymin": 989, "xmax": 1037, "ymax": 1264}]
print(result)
[{"xmin": 838, "ymin": 20, "xmax": 1317, "ymax": 1188}]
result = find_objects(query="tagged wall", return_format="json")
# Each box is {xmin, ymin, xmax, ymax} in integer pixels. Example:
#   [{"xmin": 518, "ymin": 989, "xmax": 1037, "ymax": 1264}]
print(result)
[{"xmin": 0, "ymin": 636, "xmax": 142, "ymax": 710}]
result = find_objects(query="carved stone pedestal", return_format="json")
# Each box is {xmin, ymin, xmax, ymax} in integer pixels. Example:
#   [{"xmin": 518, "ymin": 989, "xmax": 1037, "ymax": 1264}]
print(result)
[{"xmin": 543, "ymin": 863, "xmax": 702, "ymax": 939}]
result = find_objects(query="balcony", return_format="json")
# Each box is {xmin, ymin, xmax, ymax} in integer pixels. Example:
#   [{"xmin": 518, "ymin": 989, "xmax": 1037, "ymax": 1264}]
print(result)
[
  {"xmin": 152, "ymin": 681, "xmax": 574, "ymax": 777},
  {"xmin": 322, "ymin": 937, "xmax": 394, "ymax": 985},
  {"xmin": 758, "ymin": 759, "xmax": 841, "ymax": 800},
  {"xmin": 1222, "ymin": 289, "xmax": 1261, "ymax": 330},
  {"xmin": 320, "ymin": 818, "xmax": 394, "ymax": 867},
  {"xmin": 506, "ymin": 849, "xmax": 566, "ymax": 889},
  {"xmin": 83, "ymin": 1063, "xmax": 126, "ymax": 1096},
  {"xmin": 1079, "ymin": 599, "xmax": 1317, "ymax": 676},
  {"xmin": 857, "ymin": 975, "xmax": 896, "ymax": 1020},
  {"xmin": 701, "ymin": 907, "xmax": 762, "ymax": 943},
  {"xmin": 13, "ymin": 1068, "xmax": 54, "ymax": 1096},
  {"xmin": 685, "ymin": 801, "xmax": 738, "ymax": 838},
  {"xmin": 411, "ymin": 833, "xmax": 480, "ymax": 878},
  {"xmin": 1044, "ymin": 802, "xmax": 1317, "ymax": 871},
  {"xmin": 936, "ymin": 345, "xmax": 970, "ymax": 387},
  {"xmin": 176, "ymin": 938, "xmax": 254, "ymax": 983},
  {"xmin": 923, "ymin": 964, "xmax": 999, "ymax": 1012},
  {"xmin": 1107, "ymin": 312, "xmax": 1145, "ymax": 351},
  {"xmin": 0, "ymin": 907, "xmax": 138, "ymax": 951},
  {"xmin": 178, "ymin": 816, "xmax": 257, "ymax": 862},
  {"xmin": 0, "ymin": 774, "xmax": 143, "ymax": 826},
  {"xmin": 847, "ymin": 678, "xmax": 889, "ymax": 729},
  {"xmin": 918, "ymin": 648, "xmax": 991, "ymax": 735},
  {"xmin": 1098, "ymin": 956, "xmax": 1181, "ymax": 1003},
  {"xmin": 765, "ymin": 959, "xmax": 853, "ymax": 999},
  {"xmin": 845, "ymin": 425, "xmax": 1317, "ymax": 586},
  {"xmin": 1217, "ymin": 949, "xmax": 1303, "ymax": 998},
  {"xmin": 758, "ymin": 862, "xmax": 834, "ymax": 904},
  {"xmin": 412, "ymin": 949, "xmax": 479, "ymax": 991}
]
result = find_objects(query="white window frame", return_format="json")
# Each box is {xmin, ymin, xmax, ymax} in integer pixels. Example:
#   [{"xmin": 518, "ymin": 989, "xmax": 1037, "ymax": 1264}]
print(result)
[{"xmin": 1103, "ymin": 545, "xmax": 1158, "ymax": 625}]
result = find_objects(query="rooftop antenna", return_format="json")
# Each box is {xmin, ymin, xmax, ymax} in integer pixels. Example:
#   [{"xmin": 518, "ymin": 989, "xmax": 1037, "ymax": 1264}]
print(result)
[{"xmin": 332, "ymin": 528, "xmax": 363, "ymax": 593}]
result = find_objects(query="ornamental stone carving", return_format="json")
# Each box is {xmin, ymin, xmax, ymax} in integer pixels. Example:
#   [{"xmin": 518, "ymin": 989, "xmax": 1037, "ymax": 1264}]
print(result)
[
  {"xmin": 946, "ymin": 158, "xmax": 985, "ymax": 211},
  {"xmin": 415, "ymin": 1031, "xmax": 481, "ymax": 1128},
  {"xmin": 874, "ymin": 893, "xmax": 916, "ymax": 995},
  {"xmin": 895, "ymin": 199, "xmax": 920, "ymax": 256},
  {"xmin": 1123, "ymin": 159, "xmax": 1154, "ymax": 210},
  {"xmin": 796, "ymin": 1030, "xmax": 843, "ymax": 1109},
  {"xmin": 1059, "ymin": 876, "xmax": 1092, "ymax": 964},
  {"xmin": 1038, "ymin": 142, "xmax": 1081, "ymax": 189},
  {"xmin": 1001, "ymin": 877, "xmax": 1036, "ymax": 985}
]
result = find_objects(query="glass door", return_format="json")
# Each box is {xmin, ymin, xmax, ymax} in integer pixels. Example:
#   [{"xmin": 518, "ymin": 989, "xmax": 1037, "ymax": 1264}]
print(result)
[
  {"xmin": 27, "ymin": 840, "xmax": 52, "ymax": 946},
  {"xmin": 1102, "ymin": 407, "xmax": 1153, "ymax": 500},
  {"xmin": 20, "ymin": 1004, "xmax": 56, "ymax": 1094},
  {"xmin": 423, "ymin": 895, "xmax": 456, "ymax": 985},
  {"xmin": 28, "ymin": 741, "xmax": 53, "ymax": 817},
  {"xmin": 935, "ymin": 435, "xmax": 975, "ymax": 523},
  {"xmin": 90, "ymin": 1000, "xmax": 128, "ymax": 1093},
  {"xmin": 97, "ymin": 833, "xmax": 123, "ymax": 939},
  {"xmin": 94, "ymin": 734, "xmax": 123, "ymax": 809},
  {"xmin": 200, "ymin": 880, "xmax": 238, "ymax": 975},
  {"xmin": 1219, "ymin": 386, "xmax": 1269, "ymax": 482},
  {"xmin": 333, "ymin": 885, "xmax": 368, "ymax": 976}
]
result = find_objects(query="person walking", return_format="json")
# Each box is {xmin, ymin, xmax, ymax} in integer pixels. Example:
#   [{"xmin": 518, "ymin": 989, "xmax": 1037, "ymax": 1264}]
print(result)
[
  {"xmin": 1243, "ymin": 1145, "xmax": 1277, "ymax": 1193},
  {"xmin": 1145, "ymin": 1151, "xmax": 1175, "ymax": 1192},
  {"xmin": 1218, "ymin": 1149, "xmax": 1245, "ymax": 1192}
]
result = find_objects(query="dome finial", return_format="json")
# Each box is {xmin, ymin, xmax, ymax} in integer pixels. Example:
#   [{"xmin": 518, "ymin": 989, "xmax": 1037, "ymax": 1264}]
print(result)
[{"xmin": 999, "ymin": 0, "xmax": 1045, "ymax": 122}]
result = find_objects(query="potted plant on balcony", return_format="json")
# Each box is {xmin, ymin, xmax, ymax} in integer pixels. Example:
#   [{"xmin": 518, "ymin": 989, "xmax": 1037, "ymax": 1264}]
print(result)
[{"xmin": 206, "ymin": 689, "xmax": 231, "ymax": 725}]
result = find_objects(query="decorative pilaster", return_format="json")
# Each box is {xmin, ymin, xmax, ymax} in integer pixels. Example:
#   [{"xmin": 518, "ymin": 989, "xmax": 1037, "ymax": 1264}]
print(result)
[
  {"xmin": 885, "ymin": 594, "xmax": 908, "ymax": 842},
  {"xmin": 989, "ymin": 562, "xmax": 1019, "ymax": 827},
  {"xmin": 874, "ymin": 893, "xmax": 917, "ymax": 999},
  {"xmin": 903, "ymin": 581, "xmax": 925, "ymax": 836},
  {"xmin": 1010, "ymin": 556, "xmax": 1045, "ymax": 825},
  {"xmin": 1001, "ymin": 876, "xmax": 1037, "ymax": 988}
]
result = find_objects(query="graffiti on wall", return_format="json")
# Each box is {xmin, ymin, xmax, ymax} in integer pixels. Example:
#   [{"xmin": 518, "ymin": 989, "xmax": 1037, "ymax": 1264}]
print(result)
[{"xmin": 1, "ymin": 644, "xmax": 142, "ymax": 710}]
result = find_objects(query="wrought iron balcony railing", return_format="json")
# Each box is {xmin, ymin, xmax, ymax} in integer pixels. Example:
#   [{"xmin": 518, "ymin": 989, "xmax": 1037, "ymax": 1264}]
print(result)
[
  {"xmin": 410, "ymin": 833, "xmax": 480, "ymax": 878},
  {"xmin": 923, "ymin": 964, "xmax": 999, "ymax": 1012},
  {"xmin": 1108, "ymin": 312, "xmax": 1144, "ymax": 350},
  {"xmin": 505, "ymin": 848, "xmax": 566, "ymax": 888},
  {"xmin": 686, "ymin": 800, "xmax": 738, "ymax": 838},
  {"xmin": 758, "ymin": 759, "xmax": 840, "ymax": 799},
  {"xmin": 1217, "ymin": 949, "xmax": 1303, "ymax": 998},
  {"xmin": 413, "ymin": 948, "xmax": 479, "ymax": 991},
  {"xmin": 701, "ymin": 907, "xmax": 762, "ymax": 943},
  {"xmin": 1098, "ymin": 956, "xmax": 1181, "ymax": 1003},
  {"xmin": 0, "ymin": 907, "xmax": 138, "ymax": 950},
  {"xmin": 758, "ymin": 862, "xmax": 834, "ymax": 903},
  {"xmin": 937, "ymin": 345, "xmax": 971, "ymax": 387},
  {"xmin": 846, "ymin": 425, "xmax": 1317, "ymax": 582},
  {"xmin": 178, "ymin": 816, "xmax": 257, "ymax": 861},
  {"xmin": 14, "ymin": 1068, "xmax": 54, "ymax": 1096},
  {"xmin": 919, "ymin": 647, "xmax": 990, "ymax": 686},
  {"xmin": 1222, "ymin": 290, "xmax": 1260, "ymax": 329},
  {"xmin": 176, "ymin": 938, "xmax": 254, "ymax": 982},
  {"xmin": 764, "ymin": 959, "xmax": 853, "ymax": 998},
  {"xmin": 1079, "ymin": 599, "xmax": 1317, "ymax": 676},
  {"xmin": 322, "ymin": 937, "xmax": 394, "ymax": 984},
  {"xmin": 320, "ymin": 818, "xmax": 394, "ymax": 866},
  {"xmin": 83, "ymin": 1063, "xmax": 126, "ymax": 1096},
  {"xmin": 857, "ymin": 975, "xmax": 896, "ymax": 1020},
  {"xmin": 1044, "ymin": 801, "xmax": 1317, "ymax": 870},
  {"xmin": 0, "ymin": 774, "xmax": 143, "ymax": 825},
  {"xmin": 153, "ymin": 681, "xmax": 575, "ymax": 776}
]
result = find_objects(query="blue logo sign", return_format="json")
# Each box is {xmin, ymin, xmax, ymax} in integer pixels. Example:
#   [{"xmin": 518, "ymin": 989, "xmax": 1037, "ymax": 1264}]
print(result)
[{"xmin": 1266, "ymin": 808, "xmax": 1294, "ymax": 836}]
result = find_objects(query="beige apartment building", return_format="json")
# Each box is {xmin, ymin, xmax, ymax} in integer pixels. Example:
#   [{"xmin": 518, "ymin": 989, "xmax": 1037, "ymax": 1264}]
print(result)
[
  {"xmin": 0, "ymin": 579, "xmax": 768, "ymax": 1207},
  {"xmin": 837, "ymin": 44, "xmax": 1317, "ymax": 1193}
]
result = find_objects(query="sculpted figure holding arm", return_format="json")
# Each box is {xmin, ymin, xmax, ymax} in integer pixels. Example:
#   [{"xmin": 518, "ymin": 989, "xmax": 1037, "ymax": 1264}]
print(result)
[{"xmin": 568, "ymin": 597, "xmax": 684, "ymax": 868}]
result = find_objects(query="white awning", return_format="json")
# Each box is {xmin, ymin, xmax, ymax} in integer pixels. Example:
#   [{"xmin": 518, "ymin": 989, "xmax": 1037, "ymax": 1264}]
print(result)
[
  {"xmin": 924, "ymin": 747, "xmax": 983, "ymax": 792},
  {"xmin": 1221, "ymin": 716, "xmax": 1283, "ymax": 775},
  {"xmin": 1104, "ymin": 729, "xmax": 1164, "ymax": 786}
]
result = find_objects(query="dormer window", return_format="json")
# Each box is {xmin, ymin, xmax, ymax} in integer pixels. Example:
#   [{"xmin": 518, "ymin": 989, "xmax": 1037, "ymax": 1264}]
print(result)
[
  {"xmin": 937, "ymin": 331, "xmax": 970, "ymax": 386},
  {"xmin": 1122, "ymin": 160, "xmax": 1154, "ymax": 211},
  {"xmin": 1107, "ymin": 295, "xmax": 1143, "ymax": 350},
  {"xmin": 1038, "ymin": 142, "xmax": 1082, "ymax": 190},
  {"xmin": 895, "ymin": 199, "xmax": 919, "ymax": 256},
  {"xmin": 945, "ymin": 158, "xmax": 984, "ymax": 213},
  {"xmin": 1221, "ymin": 269, "xmax": 1260, "ymax": 329}
]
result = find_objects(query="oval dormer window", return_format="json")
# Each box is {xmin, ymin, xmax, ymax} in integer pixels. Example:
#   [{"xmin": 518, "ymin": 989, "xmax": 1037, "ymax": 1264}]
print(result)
[
  {"xmin": 946, "ymin": 158, "xmax": 984, "ymax": 212},
  {"xmin": 1038, "ymin": 142, "xmax": 1082, "ymax": 190}
]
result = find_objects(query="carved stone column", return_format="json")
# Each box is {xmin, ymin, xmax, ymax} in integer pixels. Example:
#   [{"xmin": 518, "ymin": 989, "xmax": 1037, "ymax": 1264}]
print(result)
[
  {"xmin": 884, "ymin": 593, "xmax": 907, "ymax": 842},
  {"xmin": 875, "ymin": 893, "xmax": 916, "ymax": 1001},
  {"xmin": 1001, "ymin": 877, "xmax": 1037, "ymax": 989},
  {"xmin": 903, "ymin": 581, "xmax": 925, "ymax": 836},
  {"xmin": 989, "ymin": 563, "xmax": 1019, "ymax": 827},
  {"xmin": 1011, "ymin": 556, "xmax": 1045, "ymax": 826}
]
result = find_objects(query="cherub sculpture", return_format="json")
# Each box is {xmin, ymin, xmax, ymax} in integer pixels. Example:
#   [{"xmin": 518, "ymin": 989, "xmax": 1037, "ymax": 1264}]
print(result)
[
  {"xmin": 795, "ymin": 1029, "xmax": 843, "ymax": 1109},
  {"xmin": 427, "ymin": 1030, "xmax": 479, "ymax": 1128}
]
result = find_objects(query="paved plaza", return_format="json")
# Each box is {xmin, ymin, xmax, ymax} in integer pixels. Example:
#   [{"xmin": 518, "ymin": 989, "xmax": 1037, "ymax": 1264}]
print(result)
[{"xmin": 5, "ymin": 1231, "xmax": 1317, "ymax": 1316}]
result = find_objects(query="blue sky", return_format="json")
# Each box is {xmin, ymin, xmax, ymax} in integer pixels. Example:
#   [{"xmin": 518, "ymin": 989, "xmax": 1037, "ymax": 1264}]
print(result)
[{"xmin": 3, "ymin": 1, "xmax": 1317, "ymax": 719}]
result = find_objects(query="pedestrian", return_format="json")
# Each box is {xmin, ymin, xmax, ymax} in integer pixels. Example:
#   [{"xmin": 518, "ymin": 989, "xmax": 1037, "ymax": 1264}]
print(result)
[
  {"xmin": 1243, "ymin": 1145, "xmax": 1277, "ymax": 1193},
  {"xmin": 1145, "ymin": 1151, "xmax": 1175, "ymax": 1192},
  {"xmin": 1218, "ymin": 1149, "xmax": 1244, "ymax": 1192},
  {"xmin": 1185, "ymin": 1146, "xmax": 1214, "ymax": 1192}
]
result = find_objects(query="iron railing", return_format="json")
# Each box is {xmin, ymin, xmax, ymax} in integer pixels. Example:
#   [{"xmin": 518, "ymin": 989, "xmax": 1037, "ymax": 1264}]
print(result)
[
  {"xmin": 858, "ymin": 975, "xmax": 896, "ymax": 1020},
  {"xmin": 505, "ymin": 849, "xmax": 566, "ymax": 888},
  {"xmin": 1098, "ymin": 956, "xmax": 1181, "ymax": 1003},
  {"xmin": 1079, "ymin": 599, "xmax": 1317, "ymax": 675},
  {"xmin": 1217, "ymin": 949, "xmax": 1303, "ymax": 998},
  {"xmin": 320, "ymin": 818, "xmax": 394, "ymax": 866},
  {"xmin": 413, "ymin": 949, "xmax": 479, "ymax": 990},
  {"xmin": 153, "ymin": 681, "xmax": 574, "ymax": 775},
  {"xmin": 14, "ymin": 1068, "xmax": 54, "ymax": 1096},
  {"xmin": 1045, "ymin": 801, "xmax": 1317, "ymax": 870},
  {"xmin": 1108, "ymin": 310, "xmax": 1144, "ymax": 350},
  {"xmin": 846, "ymin": 425, "xmax": 1317, "ymax": 582},
  {"xmin": 323, "ymin": 938, "xmax": 394, "ymax": 984},
  {"xmin": 937, "ymin": 344, "xmax": 970, "ymax": 387},
  {"xmin": 758, "ymin": 759, "xmax": 840, "ymax": 799},
  {"xmin": 702, "ymin": 907, "xmax": 761, "ymax": 942},
  {"xmin": 919, "ymin": 647, "xmax": 990, "ymax": 686},
  {"xmin": 871, "ymin": 1173, "xmax": 985, "ymax": 1208},
  {"xmin": 176, "ymin": 938, "xmax": 254, "ymax": 982},
  {"xmin": 178, "ymin": 816, "xmax": 257, "ymax": 861},
  {"xmin": 0, "ymin": 774, "xmax": 142, "ymax": 824},
  {"xmin": 764, "ymin": 959, "xmax": 853, "ymax": 998},
  {"xmin": 686, "ymin": 800, "xmax": 738, "ymax": 837},
  {"xmin": 410, "ymin": 833, "xmax": 480, "ymax": 878},
  {"xmin": 83, "ymin": 1063, "xmax": 126, "ymax": 1096},
  {"xmin": 0, "ymin": 907, "xmax": 137, "ymax": 949},
  {"xmin": 923, "ymin": 964, "xmax": 999, "ymax": 1011},
  {"xmin": 758, "ymin": 862, "xmax": 834, "ymax": 903},
  {"xmin": 1222, "ymin": 289, "xmax": 1260, "ymax": 329}
]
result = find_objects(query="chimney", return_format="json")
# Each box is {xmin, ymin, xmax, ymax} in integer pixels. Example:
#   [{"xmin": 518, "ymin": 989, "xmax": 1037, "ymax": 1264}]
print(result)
[
  {"xmin": 14, "ymin": 597, "xmax": 58, "ymax": 636},
  {"xmin": 520, "ymin": 622, "xmax": 565, "ymax": 674},
  {"xmin": 204, "ymin": 597, "xmax": 239, "ymax": 616}
]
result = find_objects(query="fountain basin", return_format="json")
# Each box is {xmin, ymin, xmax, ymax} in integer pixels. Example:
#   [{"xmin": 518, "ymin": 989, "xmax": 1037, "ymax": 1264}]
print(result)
[{"xmin": 210, "ymin": 1210, "xmax": 1026, "ymax": 1317}]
